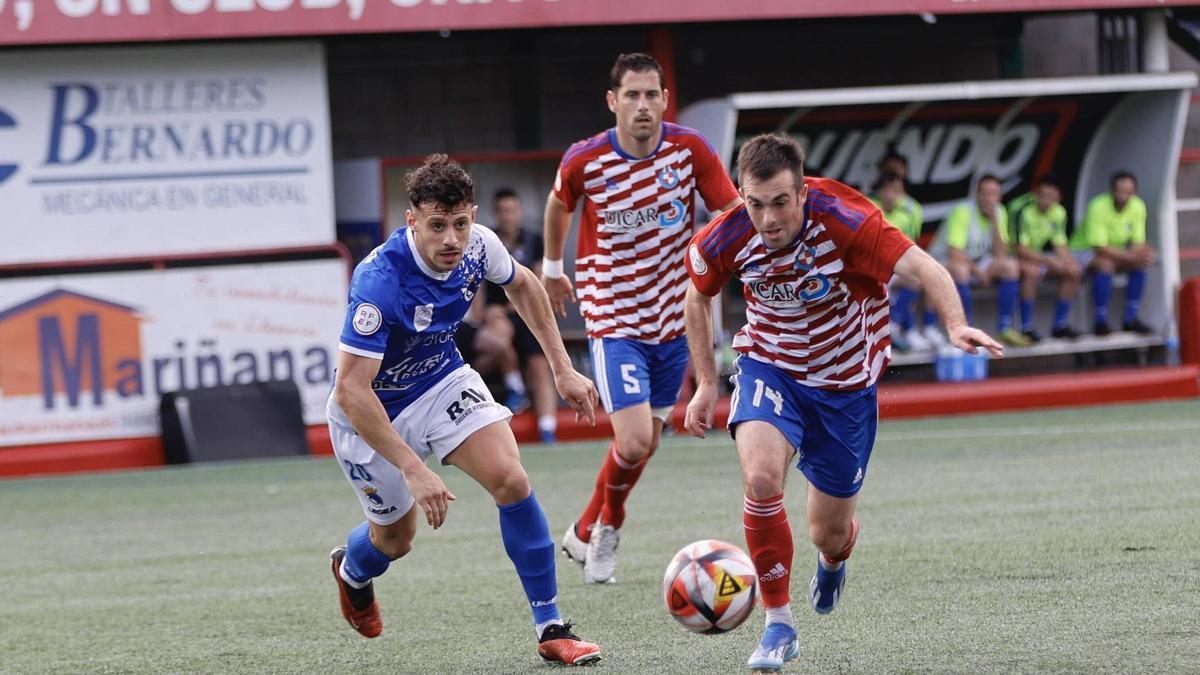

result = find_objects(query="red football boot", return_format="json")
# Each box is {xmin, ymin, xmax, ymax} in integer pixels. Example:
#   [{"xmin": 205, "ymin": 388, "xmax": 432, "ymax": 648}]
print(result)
[
  {"xmin": 537, "ymin": 622, "xmax": 602, "ymax": 666},
  {"xmin": 329, "ymin": 546, "xmax": 383, "ymax": 638}
]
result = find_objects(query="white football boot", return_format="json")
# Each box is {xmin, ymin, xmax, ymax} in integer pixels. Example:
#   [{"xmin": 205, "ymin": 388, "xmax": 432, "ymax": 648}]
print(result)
[
  {"xmin": 560, "ymin": 522, "xmax": 588, "ymax": 567},
  {"xmin": 583, "ymin": 524, "xmax": 619, "ymax": 584}
]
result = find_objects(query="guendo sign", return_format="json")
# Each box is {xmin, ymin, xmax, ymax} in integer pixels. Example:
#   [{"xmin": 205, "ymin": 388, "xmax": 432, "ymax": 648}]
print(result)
[
  {"xmin": 0, "ymin": 41, "xmax": 334, "ymax": 265},
  {"xmin": 0, "ymin": 0, "xmax": 1189, "ymax": 46}
]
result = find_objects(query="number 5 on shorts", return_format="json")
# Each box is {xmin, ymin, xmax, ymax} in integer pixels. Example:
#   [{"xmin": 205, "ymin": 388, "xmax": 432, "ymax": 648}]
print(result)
[{"xmin": 621, "ymin": 363, "xmax": 641, "ymax": 394}]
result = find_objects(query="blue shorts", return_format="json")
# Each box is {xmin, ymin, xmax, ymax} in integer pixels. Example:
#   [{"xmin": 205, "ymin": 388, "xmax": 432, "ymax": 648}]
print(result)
[
  {"xmin": 589, "ymin": 335, "xmax": 688, "ymax": 418},
  {"xmin": 728, "ymin": 357, "xmax": 878, "ymax": 498}
]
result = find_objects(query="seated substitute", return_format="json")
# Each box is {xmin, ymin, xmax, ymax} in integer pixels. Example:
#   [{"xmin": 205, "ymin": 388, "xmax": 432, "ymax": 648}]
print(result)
[
  {"xmin": 1069, "ymin": 170, "xmax": 1156, "ymax": 336},
  {"xmin": 326, "ymin": 154, "xmax": 602, "ymax": 665},
  {"xmin": 876, "ymin": 151, "xmax": 946, "ymax": 350},
  {"xmin": 1011, "ymin": 174, "xmax": 1083, "ymax": 341},
  {"xmin": 452, "ymin": 298, "xmax": 527, "ymax": 409},
  {"xmin": 871, "ymin": 170, "xmax": 937, "ymax": 351},
  {"xmin": 929, "ymin": 174, "xmax": 1030, "ymax": 347},
  {"xmin": 485, "ymin": 187, "xmax": 559, "ymax": 443}
]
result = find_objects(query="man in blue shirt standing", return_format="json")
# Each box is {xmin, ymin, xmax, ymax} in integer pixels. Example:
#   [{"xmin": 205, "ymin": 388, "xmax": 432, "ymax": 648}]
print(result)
[{"xmin": 326, "ymin": 154, "xmax": 602, "ymax": 665}]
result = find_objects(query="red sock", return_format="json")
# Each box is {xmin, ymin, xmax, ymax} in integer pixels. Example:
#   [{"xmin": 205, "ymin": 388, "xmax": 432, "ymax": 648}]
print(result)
[
  {"xmin": 574, "ymin": 442, "xmax": 614, "ymax": 543},
  {"xmin": 744, "ymin": 494, "xmax": 793, "ymax": 608},
  {"xmin": 821, "ymin": 516, "xmax": 859, "ymax": 565},
  {"xmin": 599, "ymin": 446, "xmax": 651, "ymax": 530}
]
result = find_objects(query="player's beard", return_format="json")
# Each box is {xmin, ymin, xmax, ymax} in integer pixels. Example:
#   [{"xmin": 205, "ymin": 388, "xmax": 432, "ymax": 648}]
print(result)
[{"xmin": 630, "ymin": 115, "xmax": 658, "ymax": 142}]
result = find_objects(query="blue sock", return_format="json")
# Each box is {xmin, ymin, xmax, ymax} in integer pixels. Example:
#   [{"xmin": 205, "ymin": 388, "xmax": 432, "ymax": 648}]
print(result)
[
  {"xmin": 955, "ymin": 282, "xmax": 973, "ymax": 323},
  {"xmin": 997, "ymin": 280, "xmax": 1018, "ymax": 332},
  {"xmin": 1124, "ymin": 270, "xmax": 1146, "ymax": 323},
  {"xmin": 1053, "ymin": 299, "xmax": 1071, "ymax": 329},
  {"xmin": 923, "ymin": 309, "xmax": 938, "ymax": 328},
  {"xmin": 892, "ymin": 287, "xmax": 918, "ymax": 331},
  {"xmin": 1093, "ymin": 272, "xmax": 1113, "ymax": 323},
  {"xmin": 342, "ymin": 521, "xmax": 392, "ymax": 584},
  {"xmin": 1020, "ymin": 298, "xmax": 1035, "ymax": 332},
  {"xmin": 498, "ymin": 491, "xmax": 560, "ymax": 626}
]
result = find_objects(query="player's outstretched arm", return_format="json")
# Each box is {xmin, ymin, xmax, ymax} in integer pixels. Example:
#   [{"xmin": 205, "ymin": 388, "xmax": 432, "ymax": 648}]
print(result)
[
  {"xmin": 334, "ymin": 350, "xmax": 456, "ymax": 528},
  {"xmin": 505, "ymin": 264, "xmax": 598, "ymax": 425},
  {"xmin": 893, "ymin": 246, "xmax": 1005, "ymax": 358},
  {"xmin": 541, "ymin": 192, "xmax": 577, "ymax": 317},
  {"xmin": 683, "ymin": 285, "xmax": 720, "ymax": 438}
]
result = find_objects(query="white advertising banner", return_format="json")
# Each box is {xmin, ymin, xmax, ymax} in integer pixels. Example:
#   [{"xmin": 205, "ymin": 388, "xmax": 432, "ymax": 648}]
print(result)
[
  {"xmin": 0, "ymin": 258, "xmax": 347, "ymax": 446},
  {"xmin": 0, "ymin": 41, "xmax": 334, "ymax": 265}
]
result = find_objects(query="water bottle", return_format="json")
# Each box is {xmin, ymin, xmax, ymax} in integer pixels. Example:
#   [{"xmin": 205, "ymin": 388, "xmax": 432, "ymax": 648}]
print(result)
[
  {"xmin": 935, "ymin": 345, "xmax": 963, "ymax": 382},
  {"xmin": 965, "ymin": 348, "xmax": 988, "ymax": 380},
  {"xmin": 1165, "ymin": 320, "xmax": 1181, "ymax": 367}
]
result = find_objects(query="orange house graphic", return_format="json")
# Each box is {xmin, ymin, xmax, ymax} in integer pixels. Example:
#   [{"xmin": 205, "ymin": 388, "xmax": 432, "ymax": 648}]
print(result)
[{"xmin": 0, "ymin": 289, "xmax": 142, "ymax": 409}]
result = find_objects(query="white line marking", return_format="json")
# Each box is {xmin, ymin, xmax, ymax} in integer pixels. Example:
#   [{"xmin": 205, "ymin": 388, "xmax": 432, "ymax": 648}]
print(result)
[{"xmin": 877, "ymin": 420, "xmax": 1200, "ymax": 442}]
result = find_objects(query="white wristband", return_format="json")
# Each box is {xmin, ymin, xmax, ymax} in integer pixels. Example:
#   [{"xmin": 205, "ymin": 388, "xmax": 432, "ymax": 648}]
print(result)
[{"xmin": 542, "ymin": 258, "xmax": 565, "ymax": 279}]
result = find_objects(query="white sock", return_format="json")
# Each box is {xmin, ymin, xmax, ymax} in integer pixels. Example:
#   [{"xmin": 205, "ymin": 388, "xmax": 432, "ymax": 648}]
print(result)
[
  {"xmin": 538, "ymin": 415, "xmax": 557, "ymax": 433},
  {"xmin": 535, "ymin": 618, "xmax": 564, "ymax": 640},
  {"xmin": 765, "ymin": 604, "xmax": 794, "ymax": 628},
  {"xmin": 504, "ymin": 371, "xmax": 526, "ymax": 394},
  {"xmin": 339, "ymin": 560, "xmax": 369, "ymax": 589}
]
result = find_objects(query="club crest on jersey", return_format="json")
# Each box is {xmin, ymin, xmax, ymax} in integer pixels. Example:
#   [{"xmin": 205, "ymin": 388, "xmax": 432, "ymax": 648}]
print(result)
[
  {"xmin": 657, "ymin": 166, "xmax": 680, "ymax": 189},
  {"xmin": 793, "ymin": 245, "xmax": 817, "ymax": 272},
  {"xmin": 352, "ymin": 303, "xmax": 382, "ymax": 336},
  {"xmin": 413, "ymin": 303, "xmax": 434, "ymax": 332}
]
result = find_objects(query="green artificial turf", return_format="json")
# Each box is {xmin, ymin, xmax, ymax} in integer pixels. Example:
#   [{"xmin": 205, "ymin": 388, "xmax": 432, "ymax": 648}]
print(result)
[{"xmin": 2, "ymin": 399, "xmax": 1197, "ymax": 673}]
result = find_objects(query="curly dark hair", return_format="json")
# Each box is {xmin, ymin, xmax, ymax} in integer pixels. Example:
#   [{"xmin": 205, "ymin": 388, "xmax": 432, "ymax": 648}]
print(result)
[{"xmin": 405, "ymin": 154, "xmax": 475, "ymax": 209}]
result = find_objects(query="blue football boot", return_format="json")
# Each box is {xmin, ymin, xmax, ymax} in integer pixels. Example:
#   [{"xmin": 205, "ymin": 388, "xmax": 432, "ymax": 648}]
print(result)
[
  {"xmin": 746, "ymin": 622, "xmax": 800, "ymax": 672},
  {"xmin": 810, "ymin": 517, "xmax": 857, "ymax": 614},
  {"xmin": 808, "ymin": 554, "xmax": 846, "ymax": 614}
]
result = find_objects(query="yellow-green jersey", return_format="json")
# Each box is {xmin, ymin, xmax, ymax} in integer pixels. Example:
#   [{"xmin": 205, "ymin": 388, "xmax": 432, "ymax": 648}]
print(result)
[
  {"xmin": 870, "ymin": 194, "xmax": 923, "ymax": 241},
  {"xmin": 1013, "ymin": 201, "xmax": 1068, "ymax": 252},
  {"xmin": 930, "ymin": 201, "xmax": 1009, "ymax": 262},
  {"xmin": 1006, "ymin": 191, "xmax": 1035, "ymax": 221},
  {"xmin": 1071, "ymin": 192, "xmax": 1147, "ymax": 250}
]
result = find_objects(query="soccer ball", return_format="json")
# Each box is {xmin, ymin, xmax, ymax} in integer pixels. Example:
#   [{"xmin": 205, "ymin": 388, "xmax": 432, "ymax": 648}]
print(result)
[{"xmin": 662, "ymin": 539, "xmax": 758, "ymax": 634}]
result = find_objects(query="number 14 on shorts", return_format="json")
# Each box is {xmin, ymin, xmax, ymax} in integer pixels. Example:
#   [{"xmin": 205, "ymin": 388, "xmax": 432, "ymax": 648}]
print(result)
[{"xmin": 752, "ymin": 378, "xmax": 784, "ymax": 415}]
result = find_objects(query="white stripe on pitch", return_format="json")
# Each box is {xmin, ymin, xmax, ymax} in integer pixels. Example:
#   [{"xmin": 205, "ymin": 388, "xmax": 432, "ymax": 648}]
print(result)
[{"xmin": 878, "ymin": 420, "xmax": 1200, "ymax": 442}]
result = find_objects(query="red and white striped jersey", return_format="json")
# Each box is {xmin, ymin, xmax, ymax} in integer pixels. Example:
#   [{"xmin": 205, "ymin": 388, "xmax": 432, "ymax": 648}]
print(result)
[
  {"xmin": 687, "ymin": 177, "xmax": 913, "ymax": 390},
  {"xmin": 553, "ymin": 123, "xmax": 738, "ymax": 343}
]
